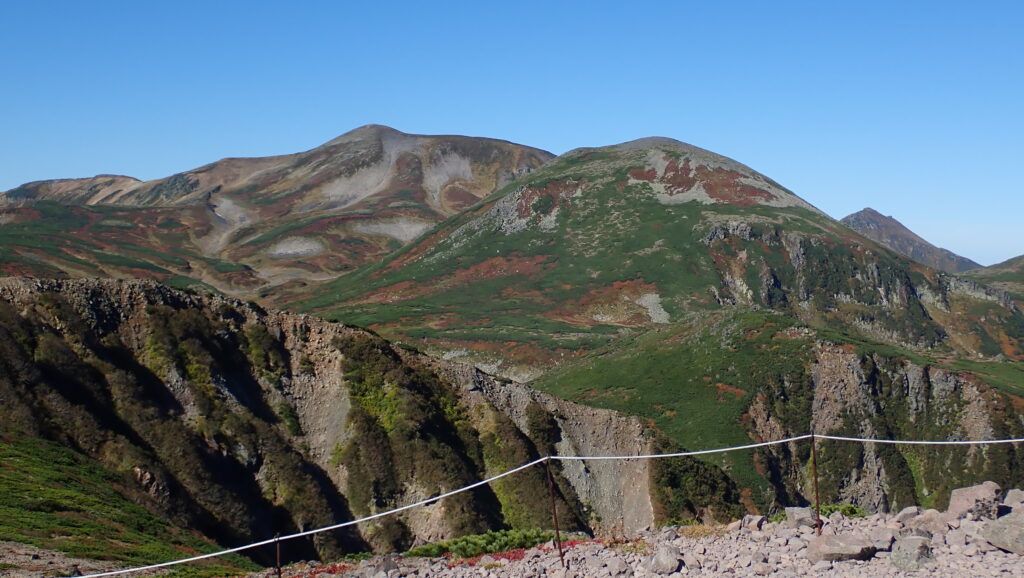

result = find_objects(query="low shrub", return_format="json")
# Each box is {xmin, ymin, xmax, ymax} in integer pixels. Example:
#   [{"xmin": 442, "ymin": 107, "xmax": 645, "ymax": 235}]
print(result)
[{"xmin": 405, "ymin": 528, "xmax": 554, "ymax": 559}]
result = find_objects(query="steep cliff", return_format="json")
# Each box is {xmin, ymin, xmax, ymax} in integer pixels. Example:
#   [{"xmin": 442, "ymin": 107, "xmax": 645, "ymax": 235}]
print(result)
[
  {"xmin": 0, "ymin": 278, "xmax": 737, "ymax": 563},
  {"xmin": 533, "ymin": 309, "xmax": 1024, "ymax": 515},
  {"xmin": 752, "ymin": 343, "xmax": 1024, "ymax": 512}
]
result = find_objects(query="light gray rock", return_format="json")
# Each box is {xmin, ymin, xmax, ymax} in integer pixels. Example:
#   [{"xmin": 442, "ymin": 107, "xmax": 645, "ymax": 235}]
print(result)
[
  {"xmin": 870, "ymin": 527, "xmax": 896, "ymax": 551},
  {"xmin": 742, "ymin": 515, "xmax": 766, "ymax": 531},
  {"xmin": 1004, "ymin": 488, "xmax": 1024, "ymax": 511},
  {"xmin": 946, "ymin": 528, "xmax": 969, "ymax": 547},
  {"xmin": 890, "ymin": 536, "xmax": 933, "ymax": 570},
  {"xmin": 894, "ymin": 506, "xmax": 920, "ymax": 524},
  {"xmin": 805, "ymin": 535, "xmax": 876, "ymax": 563},
  {"xmin": 908, "ymin": 509, "xmax": 950, "ymax": 535},
  {"xmin": 947, "ymin": 481, "xmax": 1002, "ymax": 520},
  {"xmin": 606, "ymin": 556, "xmax": 629, "ymax": 576},
  {"xmin": 784, "ymin": 507, "xmax": 818, "ymax": 528},
  {"xmin": 810, "ymin": 560, "xmax": 833, "ymax": 572},
  {"xmin": 681, "ymin": 553, "xmax": 701, "ymax": 570},
  {"xmin": 752, "ymin": 561, "xmax": 773, "ymax": 575},
  {"xmin": 645, "ymin": 544, "xmax": 682, "ymax": 575},
  {"xmin": 982, "ymin": 511, "xmax": 1024, "ymax": 554}
]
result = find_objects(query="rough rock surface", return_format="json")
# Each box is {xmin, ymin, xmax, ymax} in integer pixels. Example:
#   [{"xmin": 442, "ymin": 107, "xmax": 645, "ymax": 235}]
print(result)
[
  {"xmin": 890, "ymin": 536, "xmax": 933, "ymax": 570},
  {"xmin": 983, "ymin": 512, "xmax": 1024, "ymax": 555},
  {"xmin": 947, "ymin": 481, "xmax": 1002, "ymax": 521},
  {"xmin": 235, "ymin": 484, "xmax": 1024, "ymax": 578}
]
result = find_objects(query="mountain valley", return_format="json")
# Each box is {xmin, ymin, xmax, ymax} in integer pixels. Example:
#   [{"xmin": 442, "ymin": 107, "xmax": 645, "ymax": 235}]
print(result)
[{"xmin": 1, "ymin": 127, "xmax": 1022, "ymax": 573}]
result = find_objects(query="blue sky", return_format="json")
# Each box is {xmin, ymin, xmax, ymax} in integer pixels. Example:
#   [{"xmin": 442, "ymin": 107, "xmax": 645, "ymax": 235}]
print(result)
[{"xmin": 2, "ymin": 1, "xmax": 1021, "ymax": 265}]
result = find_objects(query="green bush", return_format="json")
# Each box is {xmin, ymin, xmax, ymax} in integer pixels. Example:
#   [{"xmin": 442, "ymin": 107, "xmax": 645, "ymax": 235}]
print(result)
[
  {"xmin": 405, "ymin": 528, "xmax": 554, "ymax": 559},
  {"xmin": 817, "ymin": 503, "xmax": 866, "ymax": 518}
]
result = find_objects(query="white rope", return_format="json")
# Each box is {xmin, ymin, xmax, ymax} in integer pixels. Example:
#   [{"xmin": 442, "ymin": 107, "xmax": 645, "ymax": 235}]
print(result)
[
  {"xmin": 817, "ymin": 434, "xmax": 1024, "ymax": 446},
  {"xmin": 552, "ymin": 434, "xmax": 814, "ymax": 460},
  {"xmin": 79, "ymin": 432, "xmax": 1024, "ymax": 577}
]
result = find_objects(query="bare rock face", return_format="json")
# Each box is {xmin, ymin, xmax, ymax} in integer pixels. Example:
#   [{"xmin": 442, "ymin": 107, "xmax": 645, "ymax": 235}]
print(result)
[{"xmin": 0, "ymin": 277, "xmax": 676, "ymax": 557}]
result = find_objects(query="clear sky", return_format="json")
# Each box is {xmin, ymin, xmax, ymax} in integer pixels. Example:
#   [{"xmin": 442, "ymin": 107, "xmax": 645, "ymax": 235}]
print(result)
[{"xmin": 2, "ymin": 1, "xmax": 1021, "ymax": 265}]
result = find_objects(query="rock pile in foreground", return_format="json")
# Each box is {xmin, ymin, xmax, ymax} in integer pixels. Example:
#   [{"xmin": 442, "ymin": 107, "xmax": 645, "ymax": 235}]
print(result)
[{"xmin": 260, "ymin": 481, "xmax": 1024, "ymax": 577}]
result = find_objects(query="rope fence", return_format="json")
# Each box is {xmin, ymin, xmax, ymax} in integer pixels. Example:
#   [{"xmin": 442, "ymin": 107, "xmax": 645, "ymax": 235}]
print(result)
[{"xmin": 80, "ymin": 433, "xmax": 1024, "ymax": 577}]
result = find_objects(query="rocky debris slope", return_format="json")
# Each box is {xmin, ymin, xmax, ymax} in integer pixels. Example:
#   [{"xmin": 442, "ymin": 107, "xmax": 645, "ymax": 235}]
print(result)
[{"xmin": 258, "ymin": 481, "xmax": 1024, "ymax": 577}]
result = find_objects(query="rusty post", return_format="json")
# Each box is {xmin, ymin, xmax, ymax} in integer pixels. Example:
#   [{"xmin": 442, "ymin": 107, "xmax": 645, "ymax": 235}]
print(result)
[
  {"xmin": 545, "ymin": 460, "xmax": 566, "ymax": 568},
  {"xmin": 811, "ymin": 433, "xmax": 822, "ymax": 536}
]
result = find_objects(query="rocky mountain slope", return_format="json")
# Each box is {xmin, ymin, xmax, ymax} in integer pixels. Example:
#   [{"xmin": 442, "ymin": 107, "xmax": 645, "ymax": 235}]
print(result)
[
  {"xmin": 965, "ymin": 255, "xmax": 1024, "ymax": 305},
  {"xmin": 840, "ymin": 208, "xmax": 981, "ymax": 274},
  {"xmin": 0, "ymin": 126, "xmax": 552, "ymax": 297},
  {"xmin": 534, "ymin": 309, "xmax": 1024, "ymax": 513},
  {"xmin": 2, "ymin": 130, "xmax": 1022, "ymax": 570},
  {"xmin": 291, "ymin": 136, "xmax": 1024, "ymax": 514},
  {"xmin": 0, "ymin": 278, "xmax": 738, "ymax": 568},
  {"xmin": 304, "ymin": 138, "xmax": 1022, "ymax": 379}
]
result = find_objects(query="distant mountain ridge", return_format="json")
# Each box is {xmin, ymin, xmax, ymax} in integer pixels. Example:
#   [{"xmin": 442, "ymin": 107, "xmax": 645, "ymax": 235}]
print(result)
[
  {"xmin": 304, "ymin": 138, "xmax": 1021, "ymax": 379},
  {"xmin": 2, "ymin": 129, "xmax": 1023, "ymax": 565},
  {"xmin": 0, "ymin": 125, "xmax": 553, "ymax": 296},
  {"xmin": 840, "ymin": 207, "xmax": 981, "ymax": 273},
  {"xmin": 965, "ymin": 254, "xmax": 1024, "ymax": 304}
]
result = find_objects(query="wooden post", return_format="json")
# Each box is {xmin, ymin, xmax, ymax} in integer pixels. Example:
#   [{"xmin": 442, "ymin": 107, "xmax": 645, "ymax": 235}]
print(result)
[
  {"xmin": 275, "ymin": 533, "xmax": 282, "ymax": 578},
  {"xmin": 811, "ymin": 433, "xmax": 822, "ymax": 536},
  {"xmin": 545, "ymin": 460, "xmax": 566, "ymax": 569}
]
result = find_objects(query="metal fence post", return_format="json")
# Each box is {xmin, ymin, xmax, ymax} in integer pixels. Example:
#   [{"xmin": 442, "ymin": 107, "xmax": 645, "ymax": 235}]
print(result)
[
  {"xmin": 811, "ymin": 433, "xmax": 821, "ymax": 536},
  {"xmin": 545, "ymin": 460, "xmax": 566, "ymax": 568}
]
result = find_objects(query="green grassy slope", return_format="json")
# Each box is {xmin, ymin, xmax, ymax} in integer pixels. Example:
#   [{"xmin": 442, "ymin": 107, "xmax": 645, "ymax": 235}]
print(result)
[
  {"xmin": 0, "ymin": 435, "xmax": 259, "ymax": 577},
  {"xmin": 301, "ymin": 140, "xmax": 1023, "ymax": 376}
]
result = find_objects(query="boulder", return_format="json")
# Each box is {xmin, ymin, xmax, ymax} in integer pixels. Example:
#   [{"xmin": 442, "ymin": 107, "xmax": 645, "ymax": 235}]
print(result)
[
  {"xmin": 645, "ymin": 544, "xmax": 682, "ymax": 575},
  {"xmin": 785, "ymin": 507, "xmax": 817, "ymax": 528},
  {"xmin": 907, "ymin": 509, "xmax": 949, "ymax": 535},
  {"xmin": 894, "ymin": 506, "xmax": 921, "ymax": 524},
  {"xmin": 982, "ymin": 511, "xmax": 1024, "ymax": 554},
  {"xmin": 606, "ymin": 556, "xmax": 629, "ymax": 576},
  {"xmin": 870, "ymin": 527, "xmax": 897, "ymax": 551},
  {"xmin": 805, "ymin": 535, "xmax": 876, "ymax": 563},
  {"xmin": 947, "ymin": 481, "xmax": 1002, "ymax": 520},
  {"xmin": 890, "ymin": 536, "xmax": 933, "ymax": 570},
  {"xmin": 742, "ymin": 514, "xmax": 766, "ymax": 531},
  {"xmin": 1004, "ymin": 488, "xmax": 1024, "ymax": 511}
]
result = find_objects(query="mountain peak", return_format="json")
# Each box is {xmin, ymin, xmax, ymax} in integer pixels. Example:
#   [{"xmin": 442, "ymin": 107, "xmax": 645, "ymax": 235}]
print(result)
[
  {"xmin": 556, "ymin": 136, "xmax": 825, "ymax": 215},
  {"xmin": 841, "ymin": 208, "xmax": 981, "ymax": 273},
  {"xmin": 322, "ymin": 124, "xmax": 404, "ymax": 146}
]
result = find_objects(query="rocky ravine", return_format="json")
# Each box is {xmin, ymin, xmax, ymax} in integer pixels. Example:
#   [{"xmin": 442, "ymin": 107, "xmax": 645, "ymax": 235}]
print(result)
[{"xmin": 0, "ymin": 278, "xmax": 735, "ymax": 564}]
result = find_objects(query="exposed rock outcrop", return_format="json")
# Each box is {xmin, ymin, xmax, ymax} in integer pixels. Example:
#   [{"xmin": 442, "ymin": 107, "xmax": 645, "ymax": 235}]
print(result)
[{"xmin": 0, "ymin": 277, "xmax": 721, "ymax": 561}]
